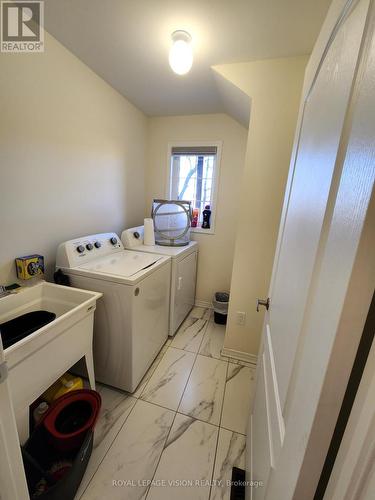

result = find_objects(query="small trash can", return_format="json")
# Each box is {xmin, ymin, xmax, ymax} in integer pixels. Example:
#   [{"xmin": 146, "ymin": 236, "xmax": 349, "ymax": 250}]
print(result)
[{"xmin": 213, "ymin": 292, "xmax": 230, "ymax": 325}]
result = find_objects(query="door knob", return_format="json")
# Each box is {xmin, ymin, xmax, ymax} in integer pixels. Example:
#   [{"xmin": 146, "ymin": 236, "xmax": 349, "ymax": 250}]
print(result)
[{"xmin": 256, "ymin": 298, "xmax": 270, "ymax": 312}]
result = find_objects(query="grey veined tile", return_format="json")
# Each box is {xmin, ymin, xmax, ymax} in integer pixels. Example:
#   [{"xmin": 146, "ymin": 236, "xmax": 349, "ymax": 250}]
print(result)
[
  {"xmin": 189, "ymin": 306, "xmax": 212, "ymax": 320},
  {"xmin": 171, "ymin": 316, "xmax": 208, "ymax": 353},
  {"xmin": 199, "ymin": 321, "xmax": 228, "ymax": 361},
  {"xmin": 76, "ymin": 384, "xmax": 137, "ymax": 497},
  {"xmin": 221, "ymin": 364, "xmax": 255, "ymax": 434},
  {"xmin": 147, "ymin": 413, "xmax": 218, "ymax": 500},
  {"xmin": 178, "ymin": 355, "xmax": 227, "ymax": 426},
  {"xmin": 132, "ymin": 345, "xmax": 168, "ymax": 398},
  {"xmin": 80, "ymin": 400, "xmax": 174, "ymax": 500},
  {"xmin": 210, "ymin": 429, "xmax": 246, "ymax": 500},
  {"xmin": 227, "ymin": 358, "xmax": 256, "ymax": 368},
  {"xmin": 140, "ymin": 347, "xmax": 195, "ymax": 410}
]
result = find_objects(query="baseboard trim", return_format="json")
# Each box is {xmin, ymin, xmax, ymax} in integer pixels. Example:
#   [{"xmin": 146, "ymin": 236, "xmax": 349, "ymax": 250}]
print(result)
[
  {"xmin": 221, "ymin": 347, "xmax": 258, "ymax": 366},
  {"xmin": 194, "ymin": 299, "xmax": 212, "ymax": 308}
]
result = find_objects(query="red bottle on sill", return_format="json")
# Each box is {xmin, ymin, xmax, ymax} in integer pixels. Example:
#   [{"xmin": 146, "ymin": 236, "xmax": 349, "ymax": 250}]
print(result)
[{"xmin": 191, "ymin": 208, "xmax": 199, "ymax": 227}]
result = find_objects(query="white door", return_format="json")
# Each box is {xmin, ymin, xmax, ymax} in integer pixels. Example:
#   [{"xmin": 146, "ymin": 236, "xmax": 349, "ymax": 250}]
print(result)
[
  {"xmin": 248, "ymin": 0, "xmax": 375, "ymax": 498},
  {"xmin": 324, "ymin": 307, "xmax": 375, "ymax": 500},
  {"xmin": 0, "ymin": 337, "xmax": 29, "ymax": 500}
]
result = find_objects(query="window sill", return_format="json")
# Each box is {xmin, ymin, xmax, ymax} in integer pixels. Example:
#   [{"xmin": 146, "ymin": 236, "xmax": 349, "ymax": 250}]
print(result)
[{"xmin": 190, "ymin": 227, "xmax": 215, "ymax": 235}]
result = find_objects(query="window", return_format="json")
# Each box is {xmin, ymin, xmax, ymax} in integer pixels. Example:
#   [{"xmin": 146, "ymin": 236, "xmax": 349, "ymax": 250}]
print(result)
[{"xmin": 168, "ymin": 143, "xmax": 221, "ymax": 233}]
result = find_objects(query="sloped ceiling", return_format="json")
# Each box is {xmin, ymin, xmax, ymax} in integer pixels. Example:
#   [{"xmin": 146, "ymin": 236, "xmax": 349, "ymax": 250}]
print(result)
[
  {"xmin": 212, "ymin": 70, "xmax": 251, "ymax": 127},
  {"xmin": 44, "ymin": 0, "xmax": 331, "ymax": 122}
]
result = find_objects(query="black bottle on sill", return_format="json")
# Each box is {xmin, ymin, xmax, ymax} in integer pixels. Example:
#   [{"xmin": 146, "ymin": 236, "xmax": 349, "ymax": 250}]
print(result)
[{"xmin": 202, "ymin": 205, "xmax": 211, "ymax": 229}]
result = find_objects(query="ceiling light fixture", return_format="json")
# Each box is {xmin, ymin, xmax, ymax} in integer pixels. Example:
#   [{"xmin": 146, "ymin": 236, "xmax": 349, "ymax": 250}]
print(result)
[{"xmin": 169, "ymin": 30, "xmax": 193, "ymax": 75}]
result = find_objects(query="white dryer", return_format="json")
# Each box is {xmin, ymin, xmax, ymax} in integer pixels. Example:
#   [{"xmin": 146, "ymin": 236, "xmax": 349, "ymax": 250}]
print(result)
[
  {"xmin": 56, "ymin": 233, "xmax": 171, "ymax": 392},
  {"xmin": 121, "ymin": 226, "xmax": 198, "ymax": 336}
]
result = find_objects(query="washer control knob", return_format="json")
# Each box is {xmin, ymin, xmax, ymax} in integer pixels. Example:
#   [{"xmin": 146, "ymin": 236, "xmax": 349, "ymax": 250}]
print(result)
[
  {"xmin": 94, "ymin": 241, "xmax": 101, "ymax": 249},
  {"xmin": 76, "ymin": 245, "xmax": 85, "ymax": 254},
  {"xmin": 110, "ymin": 237, "xmax": 118, "ymax": 245},
  {"xmin": 86, "ymin": 243, "xmax": 94, "ymax": 251}
]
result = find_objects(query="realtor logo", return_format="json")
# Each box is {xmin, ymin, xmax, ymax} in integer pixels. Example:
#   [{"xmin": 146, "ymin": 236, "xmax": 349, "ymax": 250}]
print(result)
[{"xmin": 1, "ymin": 1, "xmax": 44, "ymax": 52}]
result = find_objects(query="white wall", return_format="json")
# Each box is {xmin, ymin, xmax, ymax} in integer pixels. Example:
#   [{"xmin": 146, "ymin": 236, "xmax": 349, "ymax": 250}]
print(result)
[
  {"xmin": 214, "ymin": 57, "xmax": 307, "ymax": 356},
  {"xmin": 0, "ymin": 32, "xmax": 147, "ymax": 283},
  {"xmin": 145, "ymin": 114, "xmax": 248, "ymax": 303}
]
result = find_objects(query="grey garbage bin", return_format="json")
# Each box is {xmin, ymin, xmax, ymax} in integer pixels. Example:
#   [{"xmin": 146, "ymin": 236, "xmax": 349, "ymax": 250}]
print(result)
[{"xmin": 213, "ymin": 292, "xmax": 230, "ymax": 325}]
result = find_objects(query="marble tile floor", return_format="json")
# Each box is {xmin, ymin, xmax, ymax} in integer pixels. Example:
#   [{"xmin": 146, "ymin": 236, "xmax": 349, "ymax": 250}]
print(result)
[{"xmin": 77, "ymin": 307, "xmax": 255, "ymax": 500}]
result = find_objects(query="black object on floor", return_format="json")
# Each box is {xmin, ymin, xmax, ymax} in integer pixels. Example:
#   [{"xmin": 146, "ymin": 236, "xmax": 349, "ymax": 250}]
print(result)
[
  {"xmin": 214, "ymin": 311, "xmax": 228, "ymax": 324},
  {"xmin": 0, "ymin": 310, "xmax": 56, "ymax": 349},
  {"xmin": 230, "ymin": 467, "xmax": 246, "ymax": 500},
  {"xmin": 22, "ymin": 424, "xmax": 93, "ymax": 500},
  {"xmin": 213, "ymin": 291, "xmax": 229, "ymax": 324}
]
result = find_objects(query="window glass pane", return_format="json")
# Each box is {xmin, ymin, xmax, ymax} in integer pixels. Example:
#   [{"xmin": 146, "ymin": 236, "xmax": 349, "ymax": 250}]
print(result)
[{"xmin": 170, "ymin": 151, "xmax": 216, "ymax": 225}]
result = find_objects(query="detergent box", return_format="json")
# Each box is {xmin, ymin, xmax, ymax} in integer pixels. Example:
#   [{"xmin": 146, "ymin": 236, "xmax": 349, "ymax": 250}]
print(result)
[{"xmin": 15, "ymin": 254, "xmax": 44, "ymax": 280}]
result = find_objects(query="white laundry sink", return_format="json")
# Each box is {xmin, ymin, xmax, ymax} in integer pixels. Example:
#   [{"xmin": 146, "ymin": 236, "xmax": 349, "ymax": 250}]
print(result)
[{"xmin": 0, "ymin": 282, "xmax": 102, "ymax": 443}]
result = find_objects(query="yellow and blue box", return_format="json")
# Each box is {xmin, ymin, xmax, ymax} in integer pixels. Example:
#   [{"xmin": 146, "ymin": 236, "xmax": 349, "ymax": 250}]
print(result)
[{"xmin": 15, "ymin": 255, "xmax": 44, "ymax": 280}]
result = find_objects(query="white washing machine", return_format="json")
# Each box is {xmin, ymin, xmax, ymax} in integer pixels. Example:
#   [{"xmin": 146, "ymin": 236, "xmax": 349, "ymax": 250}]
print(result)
[
  {"xmin": 121, "ymin": 226, "xmax": 198, "ymax": 336},
  {"xmin": 56, "ymin": 233, "xmax": 171, "ymax": 392}
]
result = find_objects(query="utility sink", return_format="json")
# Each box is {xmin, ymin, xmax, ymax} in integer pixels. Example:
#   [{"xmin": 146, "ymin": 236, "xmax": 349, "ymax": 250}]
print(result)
[{"xmin": 0, "ymin": 282, "xmax": 102, "ymax": 443}]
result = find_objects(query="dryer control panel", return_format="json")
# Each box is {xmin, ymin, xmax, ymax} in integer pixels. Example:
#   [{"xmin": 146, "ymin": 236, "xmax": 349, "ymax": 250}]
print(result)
[
  {"xmin": 121, "ymin": 226, "xmax": 145, "ymax": 249},
  {"xmin": 56, "ymin": 233, "xmax": 124, "ymax": 269}
]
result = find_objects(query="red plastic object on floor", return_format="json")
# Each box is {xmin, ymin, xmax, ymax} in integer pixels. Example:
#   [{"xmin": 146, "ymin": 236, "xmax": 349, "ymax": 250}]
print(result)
[{"xmin": 42, "ymin": 389, "xmax": 101, "ymax": 453}]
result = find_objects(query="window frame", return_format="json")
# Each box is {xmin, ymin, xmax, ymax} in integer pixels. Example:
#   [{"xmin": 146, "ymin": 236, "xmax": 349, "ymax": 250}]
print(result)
[{"xmin": 166, "ymin": 141, "xmax": 222, "ymax": 235}]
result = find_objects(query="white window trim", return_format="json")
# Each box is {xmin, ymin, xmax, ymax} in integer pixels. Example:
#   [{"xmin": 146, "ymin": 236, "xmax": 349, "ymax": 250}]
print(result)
[{"xmin": 166, "ymin": 140, "xmax": 222, "ymax": 235}]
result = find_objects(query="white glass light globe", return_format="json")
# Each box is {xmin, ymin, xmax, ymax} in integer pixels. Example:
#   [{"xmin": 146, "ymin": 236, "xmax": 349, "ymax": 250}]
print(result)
[{"xmin": 169, "ymin": 32, "xmax": 193, "ymax": 75}]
